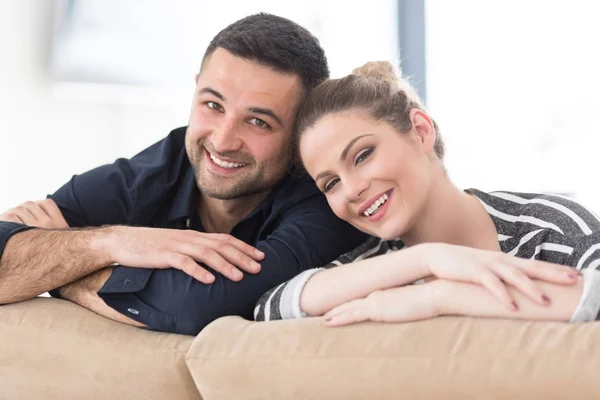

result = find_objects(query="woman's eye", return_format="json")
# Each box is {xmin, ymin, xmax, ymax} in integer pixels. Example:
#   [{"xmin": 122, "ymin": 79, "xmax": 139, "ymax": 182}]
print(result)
[
  {"xmin": 323, "ymin": 178, "xmax": 340, "ymax": 193},
  {"xmin": 249, "ymin": 117, "xmax": 270, "ymax": 129},
  {"xmin": 354, "ymin": 147, "xmax": 374, "ymax": 166},
  {"xmin": 206, "ymin": 101, "xmax": 223, "ymax": 112}
]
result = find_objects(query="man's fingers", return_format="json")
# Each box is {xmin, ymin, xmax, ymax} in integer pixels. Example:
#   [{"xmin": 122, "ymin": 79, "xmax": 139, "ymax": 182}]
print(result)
[
  {"xmin": 167, "ymin": 253, "xmax": 215, "ymax": 284},
  {"xmin": 190, "ymin": 238, "xmax": 261, "ymax": 274},
  {"xmin": 185, "ymin": 246, "xmax": 244, "ymax": 282},
  {"xmin": 207, "ymin": 234, "xmax": 264, "ymax": 260}
]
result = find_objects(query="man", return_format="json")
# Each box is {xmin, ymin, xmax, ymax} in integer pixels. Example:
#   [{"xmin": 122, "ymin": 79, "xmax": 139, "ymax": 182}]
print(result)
[{"xmin": 0, "ymin": 13, "xmax": 367, "ymax": 335}]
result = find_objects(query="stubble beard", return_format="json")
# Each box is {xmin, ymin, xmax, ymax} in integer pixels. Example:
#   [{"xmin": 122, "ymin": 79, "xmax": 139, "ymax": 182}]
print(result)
[{"xmin": 191, "ymin": 152, "xmax": 288, "ymax": 201}]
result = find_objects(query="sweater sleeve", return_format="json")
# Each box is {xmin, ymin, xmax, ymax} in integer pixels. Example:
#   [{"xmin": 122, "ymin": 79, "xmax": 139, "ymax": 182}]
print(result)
[
  {"xmin": 254, "ymin": 236, "xmax": 385, "ymax": 321},
  {"xmin": 567, "ymin": 232, "xmax": 600, "ymax": 322}
]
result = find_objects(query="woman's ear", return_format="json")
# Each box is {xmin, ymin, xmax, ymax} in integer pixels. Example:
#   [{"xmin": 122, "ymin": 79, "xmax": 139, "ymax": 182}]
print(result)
[{"xmin": 408, "ymin": 109, "xmax": 436, "ymax": 154}]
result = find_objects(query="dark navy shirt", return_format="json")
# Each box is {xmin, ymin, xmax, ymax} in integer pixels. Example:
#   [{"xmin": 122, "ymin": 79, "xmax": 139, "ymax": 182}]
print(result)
[{"xmin": 0, "ymin": 127, "xmax": 367, "ymax": 335}]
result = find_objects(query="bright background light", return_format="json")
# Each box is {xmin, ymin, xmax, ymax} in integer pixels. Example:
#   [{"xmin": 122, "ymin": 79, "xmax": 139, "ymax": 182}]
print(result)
[{"xmin": 1, "ymin": 0, "xmax": 599, "ymax": 213}]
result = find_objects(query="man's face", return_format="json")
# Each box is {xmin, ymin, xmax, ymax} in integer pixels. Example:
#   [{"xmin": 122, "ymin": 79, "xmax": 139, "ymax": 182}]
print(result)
[{"xmin": 186, "ymin": 48, "xmax": 303, "ymax": 200}]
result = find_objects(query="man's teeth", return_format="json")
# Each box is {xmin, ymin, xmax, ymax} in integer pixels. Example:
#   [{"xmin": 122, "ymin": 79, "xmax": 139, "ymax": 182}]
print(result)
[
  {"xmin": 363, "ymin": 193, "xmax": 389, "ymax": 217},
  {"xmin": 209, "ymin": 153, "xmax": 246, "ymax": 168}
]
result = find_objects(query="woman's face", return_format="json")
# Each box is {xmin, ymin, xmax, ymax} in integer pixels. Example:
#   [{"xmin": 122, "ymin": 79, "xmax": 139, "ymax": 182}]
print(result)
[{"xmin": 300, "ymin": 110, "xmax": 436, "ymax": 240}]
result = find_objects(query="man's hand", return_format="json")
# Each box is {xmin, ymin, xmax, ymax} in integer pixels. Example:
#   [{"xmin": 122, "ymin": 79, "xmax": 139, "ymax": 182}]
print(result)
[
  {"xmin": 104, "ymin": 226, "xmax": 265, "ymax": 284},
  {"xmin": 0, "ymin": 199, "xmax": 69, "ymax": 229}
]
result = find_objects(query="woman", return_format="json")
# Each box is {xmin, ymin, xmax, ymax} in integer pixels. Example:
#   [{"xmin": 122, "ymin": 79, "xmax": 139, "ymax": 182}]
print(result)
[{"xmin": 254, "ymin": 62, "xmax": 600, "ymax": 326}]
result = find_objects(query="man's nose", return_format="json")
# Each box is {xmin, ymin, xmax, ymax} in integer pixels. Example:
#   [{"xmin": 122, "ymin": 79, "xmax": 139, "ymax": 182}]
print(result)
[{"xmin": 211, "ymin": 117, "xmax": 242, "ymax": 153}]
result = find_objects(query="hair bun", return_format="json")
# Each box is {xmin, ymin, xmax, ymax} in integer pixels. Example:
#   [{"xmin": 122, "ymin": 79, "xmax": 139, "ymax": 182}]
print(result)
[
  {"xmin": 352, "ymin": 61, "xmax": 400, "ymax": 91},
  {"xmin": 353, "ymin": 60, "xmax": 424, "ymax": 106}
]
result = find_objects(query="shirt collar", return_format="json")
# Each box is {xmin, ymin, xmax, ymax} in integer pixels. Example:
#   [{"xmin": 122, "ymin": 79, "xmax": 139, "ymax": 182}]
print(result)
[{"xmin": 167, "ymin": 165, "xmax": 199, "ymax": 223}]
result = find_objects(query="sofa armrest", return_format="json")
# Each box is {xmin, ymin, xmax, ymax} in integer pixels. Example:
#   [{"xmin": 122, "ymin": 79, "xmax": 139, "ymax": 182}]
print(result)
[
  {"xmin": 186, "ymin": 316, "xmax": 600, "ymax": 400},
  {"xmin": 0, "ymin": 297, "xmax": 201, "ymax": 400}
]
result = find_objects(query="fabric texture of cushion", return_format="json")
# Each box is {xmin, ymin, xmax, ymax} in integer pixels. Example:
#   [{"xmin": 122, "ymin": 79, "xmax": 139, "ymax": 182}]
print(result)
[
  {"xmin": 187, "ymin": 315, "xmax": 600, "ymax": 400},
  {"xmin": 0, "ymin": 298, "xmax": 200, "ymax": 400}
]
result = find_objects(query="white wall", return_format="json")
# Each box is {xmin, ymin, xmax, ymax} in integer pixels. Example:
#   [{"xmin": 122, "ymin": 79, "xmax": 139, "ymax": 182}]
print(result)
[
  {"xmin": 0, "ymin": 0, "xmax": 398, "ymax": 212},
  {"xmin": 426, "ymin": 0, "xmax": 600, "ymax": 211},
  {"xmin": 0, "ymin": 0, "xmax": 190, "ymax": 211}
]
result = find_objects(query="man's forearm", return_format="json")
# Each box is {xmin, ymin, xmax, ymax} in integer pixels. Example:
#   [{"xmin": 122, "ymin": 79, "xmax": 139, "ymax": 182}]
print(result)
[
  {"xmin": 0, "ymin": 227, "xmax": 114, "ymax": 304},
  {"xmin": 432, "ymin": 277, "xmax": 584, "ymax": 321}
]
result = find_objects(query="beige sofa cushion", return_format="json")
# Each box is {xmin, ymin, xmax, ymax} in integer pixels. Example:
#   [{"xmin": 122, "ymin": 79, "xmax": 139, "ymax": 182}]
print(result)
[
  {"xmin": 187, "ymin": 316, "xmax": 600, "ymax": 400},
  {"xmin": 0, "ymin": 298, "xmax": 200, "ymax": 400}
]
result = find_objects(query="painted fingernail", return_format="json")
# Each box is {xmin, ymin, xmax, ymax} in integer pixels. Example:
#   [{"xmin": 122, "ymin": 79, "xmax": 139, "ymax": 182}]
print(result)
[
  {"xmin": 542, "ymin": 295, "xmax": 551, "ymax": 304},
  {"xmin": 511, "ymin": 301, "xmax": 519, "ymax": 311}
]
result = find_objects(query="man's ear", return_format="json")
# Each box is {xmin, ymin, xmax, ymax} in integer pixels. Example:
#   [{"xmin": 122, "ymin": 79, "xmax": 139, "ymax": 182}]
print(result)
[
  {"xmin": 409, "ymin": 109, "xmax": 436, "ymax": 154},
  {"xmin": 194, "ymin": 74, "xmax": 200, "ymax": 85}
]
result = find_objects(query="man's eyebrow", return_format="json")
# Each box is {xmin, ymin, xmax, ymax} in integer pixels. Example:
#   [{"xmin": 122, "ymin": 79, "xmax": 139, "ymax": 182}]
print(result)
[
  {"xmin": 315, "ymin": 134, "xmax": 374, "ymax": 182},
  {"xmin": 198, "ymin": 87, "xmax": 225, "ymax": 101},
  {"xmin": 248, "ymin": 107, "xmax": 283, "ymax": 126}
]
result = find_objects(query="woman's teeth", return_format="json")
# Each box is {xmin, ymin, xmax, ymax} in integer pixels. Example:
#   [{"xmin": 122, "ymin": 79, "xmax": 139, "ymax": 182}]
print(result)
[
  {"xmin": 364, "ymin": 193, "xmax": 389, "ymax": 217},
  {"xmin": 209, "ymin": 153, "xmax": 246, "ymax": 168}
]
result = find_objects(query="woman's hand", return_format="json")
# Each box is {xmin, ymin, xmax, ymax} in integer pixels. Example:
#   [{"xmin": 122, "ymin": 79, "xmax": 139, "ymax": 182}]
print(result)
[
  {"xmin": 324, "ymin": 284, "xmax": 439, "ymax": 327},
  {"xmin": 413, "ymin": 243, "xmax": 580, "ymax": 310}
]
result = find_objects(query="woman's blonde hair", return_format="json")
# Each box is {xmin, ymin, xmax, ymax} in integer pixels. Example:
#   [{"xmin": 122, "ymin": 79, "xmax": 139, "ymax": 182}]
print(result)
[{"xmin": 295, "ymin": 60, "xmax": 444, "ymax": 161}]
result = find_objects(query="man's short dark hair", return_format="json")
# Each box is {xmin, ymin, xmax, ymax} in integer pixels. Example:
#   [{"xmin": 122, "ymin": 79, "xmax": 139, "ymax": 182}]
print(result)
[{"xmin": 202, "ymin": 13, "xmax": 329, "ymax": 94}]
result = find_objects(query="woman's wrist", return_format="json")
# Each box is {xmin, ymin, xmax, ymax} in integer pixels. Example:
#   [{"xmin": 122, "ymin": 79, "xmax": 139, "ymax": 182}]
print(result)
[
  {"xmin": 424, "ymin": 279, "xmax": 449, "ymax": 317},
  {"xmin": 396, "ymin": 244, "xmax": 432, "ymax": 284}
]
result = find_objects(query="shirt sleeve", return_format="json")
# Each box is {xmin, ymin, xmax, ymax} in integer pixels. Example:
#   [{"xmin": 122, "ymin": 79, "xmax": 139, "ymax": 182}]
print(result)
[
  {"xmin": 254, "ymin": 236, "xmax": 382, "ymax": 321},
  {"xmin": 0, "ymin": 222, "xmax": 36, "ymax": 263},
  {"xmin": 97, "ymin": 194, "xmax": 370, "ymax": 335},
  {"xmin": 567, "ymin": 232, "xmax": 600, "ymax": 321}
]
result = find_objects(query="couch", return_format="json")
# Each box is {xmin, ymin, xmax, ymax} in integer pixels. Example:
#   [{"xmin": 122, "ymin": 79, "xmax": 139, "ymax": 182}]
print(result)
[{"xmin": 1, "ymin": 297, "xmax": 600, "ymax": 399}]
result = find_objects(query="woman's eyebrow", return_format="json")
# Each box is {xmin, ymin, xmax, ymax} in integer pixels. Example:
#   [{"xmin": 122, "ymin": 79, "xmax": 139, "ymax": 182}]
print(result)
[
  {"xmin": 340, "ymin": 134, "xmax": 374, "ymax": 161},
  {"xmin": 315, "ymin": 134, "xmax": 374, "ymax": 182}
]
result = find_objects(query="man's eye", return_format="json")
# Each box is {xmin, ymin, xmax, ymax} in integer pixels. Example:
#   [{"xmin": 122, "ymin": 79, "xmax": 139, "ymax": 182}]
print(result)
[
  {"xmin": 354, "ymin": 147, "xmax": 374, "ymax": 166},
  {"xmin": 206, "ymin": 101, "xmax": 223, "ymax": 112},
  {"xmin": 323, "ymin": 178, "xmax": 340, "ymax": 193},
  {"xmin": 249, "ymin": 117, "xmax": 270, "ymax": 129}
]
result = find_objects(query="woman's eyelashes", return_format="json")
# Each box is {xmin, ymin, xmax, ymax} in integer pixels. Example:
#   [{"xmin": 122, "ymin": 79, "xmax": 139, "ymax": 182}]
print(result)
[
  {"xmin": 353, "ymin": 146, "xmax": 374, "ymax": 166},
  {"xmin": 323, "ymin": 177, "xmax": 340, "ymax": 193},
  {"xmin": 322, "ymin": 147, "xmax": 375, "ymax": 193}
]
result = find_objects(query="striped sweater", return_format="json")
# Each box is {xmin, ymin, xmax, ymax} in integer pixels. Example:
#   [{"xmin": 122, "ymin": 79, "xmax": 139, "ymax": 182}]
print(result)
[{"xmin": 254, "ymin": 189, "xmax": 600, "ymax": 322}]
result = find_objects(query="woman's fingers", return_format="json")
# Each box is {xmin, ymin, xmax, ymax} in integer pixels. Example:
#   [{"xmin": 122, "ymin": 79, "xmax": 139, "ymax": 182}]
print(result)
[
  {"xmin": 324, "ymin": 299, "xmax": 370, "ymax": 326},
  {"xmin": 509, "ymin": 256, "xmax": 580, "ymax": 283},
  {"xmin": 478, "ymin": 271, "xmax": 518, "ymax": 310},
  {"xmin": 487, "ymin": 262, "xmax": 550, "ymax": 306}
]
